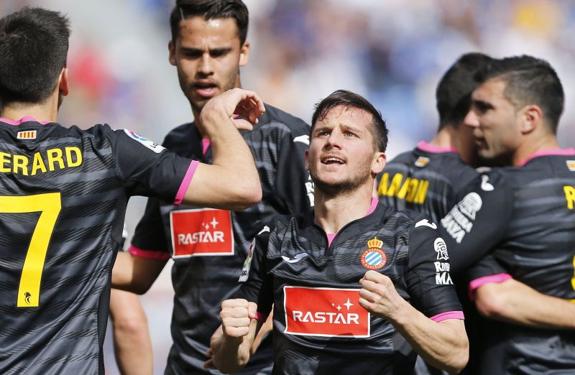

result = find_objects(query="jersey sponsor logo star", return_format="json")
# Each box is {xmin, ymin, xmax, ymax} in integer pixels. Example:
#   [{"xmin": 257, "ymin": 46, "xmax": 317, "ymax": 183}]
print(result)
[
  {"xmin": 360, "ymin": 237, "xmax": 387, "ymax": 270},
  {"xmin": 284, "ymin": 286, "xmax": 370, "ymax": 337},
  {"xmin": 170, "ymin": 208, "xmax": 234, "ymax": 257},
  {"xmin": 123, "ymin": 129, "xmax": 165, "ymax": 153}
]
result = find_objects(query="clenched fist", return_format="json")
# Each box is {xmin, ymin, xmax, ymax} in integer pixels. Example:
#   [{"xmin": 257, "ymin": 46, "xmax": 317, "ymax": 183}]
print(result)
[{"xmin": 220, "ymin": 298, "xmax": 258, "ymax": 338}]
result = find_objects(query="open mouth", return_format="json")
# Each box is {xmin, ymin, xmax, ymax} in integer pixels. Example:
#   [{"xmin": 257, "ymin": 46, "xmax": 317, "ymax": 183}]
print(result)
[
  {"xmin": 321, "ymin": 156, "xmax": 345, "ymax": 165},
  {"xmin": 192, "ymin": 82, "xmax": 218, "ymax": 98}
]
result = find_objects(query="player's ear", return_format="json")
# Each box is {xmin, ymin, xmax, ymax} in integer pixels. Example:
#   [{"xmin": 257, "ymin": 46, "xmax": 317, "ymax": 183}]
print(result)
[
  {"xmin": 239, "ymin": 41, "xmax": 250, "ymax": 67},
  {"xmin": 520, "ymin": 104, "xmax": 542, "ymax": 134},
  {"xmin": 168, "ymin": 40, "xmax": 177, "ymax": 66},
  {"xmin": 371, "ymin": 152, "xmax": 386, "ymax": 175},
  {"xmin": 58, "ymin": 68, "xmax": 69, "ymax": 97}
]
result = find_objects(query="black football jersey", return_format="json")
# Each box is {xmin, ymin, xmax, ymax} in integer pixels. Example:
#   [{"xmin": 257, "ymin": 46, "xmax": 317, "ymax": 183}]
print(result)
[
  {"xmin": 129, "ymin": 104, "xmax": 312, "ymax": 375},
  {"xmin": 0, "ymin": 117, "xmax": 193, "ymax": 375},
  {"xmin": 239, "ymin": 202, "xmax": 462, "ymax": 375},
  {"xmin": 377, "ymin": 142, "xmax": 478, "ymax": 223},
  {"xmin": 441, "ymin": 149, "xmax": 575, "ymax": 374}
]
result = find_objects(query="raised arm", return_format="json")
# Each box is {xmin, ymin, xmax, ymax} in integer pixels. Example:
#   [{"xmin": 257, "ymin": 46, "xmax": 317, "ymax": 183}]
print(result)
[{"xmin": 184, "ymin": 88, "xmax": 264, "ymax": 210}]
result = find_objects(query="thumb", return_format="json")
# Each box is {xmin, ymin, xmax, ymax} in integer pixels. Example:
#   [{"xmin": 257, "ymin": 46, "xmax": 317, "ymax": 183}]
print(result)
[{"xmin": 248, "ymin": 302, "xmax": 258, "ymax": 320}]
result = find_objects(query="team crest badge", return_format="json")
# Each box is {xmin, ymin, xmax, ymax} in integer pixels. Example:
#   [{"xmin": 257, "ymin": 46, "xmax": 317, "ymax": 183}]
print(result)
[
  {"xmin": 360, "ymin": 237, "xmax": 386, "ymax": 270},
  {"xmin": 414, "ymin": 156, "xmax": 430, "ymax": 168},
  {"xmin": 566, "ymin": 160, "xmax": 575, "ymax": 171}
]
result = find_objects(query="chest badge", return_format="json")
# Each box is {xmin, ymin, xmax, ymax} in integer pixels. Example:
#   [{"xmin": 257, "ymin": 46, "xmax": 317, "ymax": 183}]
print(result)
[{"xmin": 360, "ymin": 237, "xmax": 386, "ymax": 270}]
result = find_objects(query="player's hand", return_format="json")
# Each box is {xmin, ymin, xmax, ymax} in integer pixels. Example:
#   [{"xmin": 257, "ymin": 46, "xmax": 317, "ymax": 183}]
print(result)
[
  {"xmin": 220, "ymin": 298, "xmax": 258, "ymax": 338},
  {"xmin": 200, "ymin": 88, "xmax": 265, "ymax": 132},
  {"xmin": 359, "ymin": 270, "xmax": 406, "ymax": 321}
]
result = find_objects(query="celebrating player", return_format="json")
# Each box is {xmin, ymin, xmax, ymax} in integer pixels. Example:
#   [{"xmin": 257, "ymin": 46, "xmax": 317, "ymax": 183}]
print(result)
[
  {"xmin": 377, "ymin": 53, "xmax": 492, "ymax": 221},
  {"xmin": 441, "ymin": 55, "xmax": 575, "ymax": 374},
  {"xmin": 111, "ymin": 1, "xmax": 312, "ymax": 374},
  {"xmin": 0, "ymin": 7, "xmax": 262, "ymax": 374},
  {"xmin": 209, "ymin": 90, "xmax": 469, "ymax": 375}
]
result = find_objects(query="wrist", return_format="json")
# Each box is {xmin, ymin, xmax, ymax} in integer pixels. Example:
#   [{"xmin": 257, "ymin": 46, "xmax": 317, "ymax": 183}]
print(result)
[{"xmin": 388, "ymin": 299, "xmax": 414, "ymax": 327}]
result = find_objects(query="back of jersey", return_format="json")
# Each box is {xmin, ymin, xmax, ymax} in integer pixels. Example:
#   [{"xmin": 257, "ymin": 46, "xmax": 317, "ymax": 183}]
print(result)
[
  {"xmin": 496, "ymin": 152, "xmax": 575, "ymax": 299},
  {"xmin": 377, "ymin": 142, "xmax": 477, "ymax": 222},
  {"xmin": 0, "ymin": 119, "xmax": 132, "ymax": 375}
]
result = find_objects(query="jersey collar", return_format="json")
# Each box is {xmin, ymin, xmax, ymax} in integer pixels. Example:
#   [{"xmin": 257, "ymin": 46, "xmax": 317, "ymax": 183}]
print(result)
[
  {"xmin": 416, "ymin": 141, "xmax": 457, "ymax": 154},
  {"xmin": 518, "ymin": 147, "xmax": 575, "ymax": 166},
  {"xmin": 0, "ymin": 116, "xmax": 51, "ymax": 126}
]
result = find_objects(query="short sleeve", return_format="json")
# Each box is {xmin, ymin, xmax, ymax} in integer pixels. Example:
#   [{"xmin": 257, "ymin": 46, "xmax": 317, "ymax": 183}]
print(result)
[
  {"xmin": 275, "ymin": 129, "xmax": 314, "ymax": 212},
  {"xmin": 235, "ymin": 225, "xmax": 274, "ymax": 317},
  {"xmin": 111, "ymin": 129, "xmax": 195, "ymax": 202},
  {"xmin": 129, "ymin": 197, "xmax": 171, "ymax": 260},
  {"xmin": 405, "ymin": 221, "xmax": 463, "ymax": 320},
  {"xmin": 467, "ymin": 254, "xmax": 511, "ymax": 300}
]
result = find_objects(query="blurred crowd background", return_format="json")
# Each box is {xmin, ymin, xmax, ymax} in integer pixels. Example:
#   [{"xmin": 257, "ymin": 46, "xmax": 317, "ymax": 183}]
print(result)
[{"xmin": 2, "ymin": 0, "xmax": 575, "ymax": 373}]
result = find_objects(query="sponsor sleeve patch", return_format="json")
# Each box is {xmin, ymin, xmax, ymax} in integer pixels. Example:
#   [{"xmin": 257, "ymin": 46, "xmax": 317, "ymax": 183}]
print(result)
[{"xmin": 123, "ymin": 129, "xmax": 165, "ymax": 153}]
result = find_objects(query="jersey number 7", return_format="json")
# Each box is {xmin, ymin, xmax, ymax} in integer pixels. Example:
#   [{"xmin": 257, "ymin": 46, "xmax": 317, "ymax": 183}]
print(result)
[{"xmin": 0, "ymin": 193, "xmax": 61, "ymax": 308}]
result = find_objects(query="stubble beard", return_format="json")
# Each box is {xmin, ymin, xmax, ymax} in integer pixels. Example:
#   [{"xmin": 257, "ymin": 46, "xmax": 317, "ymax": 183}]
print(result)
[{"xmin": 312, "ymin": 170, "xmax": 371, "ymax": 199}]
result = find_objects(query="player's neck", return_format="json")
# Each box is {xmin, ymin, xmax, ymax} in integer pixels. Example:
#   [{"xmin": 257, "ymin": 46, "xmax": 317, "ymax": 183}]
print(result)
[
  {"xmin": 429, "ymin": 126, "xmax": 456, "ymax": 149},
  {"xmin": 1, "ymin": 100, "xmax": 58, "ymax": 123},
  {"xmin": 513, "ymin": 132, "xmax": 560, "ymax": 166},
  {"xmin": 313, "ymin": 183, "xmax": 374, "ymax": 234}
]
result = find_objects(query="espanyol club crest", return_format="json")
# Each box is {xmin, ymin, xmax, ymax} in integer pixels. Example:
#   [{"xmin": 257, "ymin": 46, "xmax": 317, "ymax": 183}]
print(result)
[{"xmin": 360, "ymin": 237, "xmax": 386, "ymax": 270}]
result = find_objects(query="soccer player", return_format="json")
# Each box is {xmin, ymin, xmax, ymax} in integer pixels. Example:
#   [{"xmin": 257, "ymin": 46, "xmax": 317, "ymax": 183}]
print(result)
[
  {"xmin": 111, "ymin": 1, "xmax": 312, "ymax": 374},
  {"xmin": 440, "ymin": 55, "xmax": 575, "ymax": 374},
  {"xmin": 0, "ymin": 7, "xmax": 262, "ymax": 375},
  {"xmin": 377, "ymin": 52, "xmax": 493, "ymax": 375},
  {"xmin": 377, "ymin": 53, "xmax": 492, "ymax": 222},
  {"xmin": 209, "ymin": 90, "xmax": 469, "ymax": 375}
]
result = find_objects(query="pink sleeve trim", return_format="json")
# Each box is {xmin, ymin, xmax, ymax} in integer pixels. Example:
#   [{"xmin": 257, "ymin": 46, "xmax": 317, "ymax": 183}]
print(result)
[
  {"xmin": 468, "ymin": 273, "xmax": 512, "ymax": 300},
  {"xmin": 201, "ymin": 137, "xmax": 211, "ymax": 156},
  {"xmin": 128, "ymin": 245, "xmax": 170, "ymax": 260},
  {"xmin": 174, "ymin": 160, "xmax": 199, "ymax": 205},
  {"xmin": 431, "ymin": 311, "xmax": 464, "ymax": 322}
]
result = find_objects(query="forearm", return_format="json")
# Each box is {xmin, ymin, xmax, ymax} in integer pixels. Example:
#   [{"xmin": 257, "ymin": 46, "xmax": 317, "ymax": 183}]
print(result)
[
  {"xmin": 110, "ymin": 290, "xmax": 153, "ymax": 375},
  {"xmin": 111, "ymin": 252, "xmax": 164, "ymax": 294},
  {"xmin": 475, "ymin": 280, "xmax": 575, "ymax": 329},
  {"xmin": 211, "ymin": 323, "xmax": 256, "ymax": 373},
  {"xmin": 391, "ymin": 302, "xmax": 468, "ymax": 374}
]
